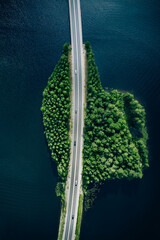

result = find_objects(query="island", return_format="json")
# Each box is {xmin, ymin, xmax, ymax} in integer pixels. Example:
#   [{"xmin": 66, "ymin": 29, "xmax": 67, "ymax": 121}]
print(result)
[{"xmin": 41, "ymin": 42, "xmax": 149, "ymax": 239}]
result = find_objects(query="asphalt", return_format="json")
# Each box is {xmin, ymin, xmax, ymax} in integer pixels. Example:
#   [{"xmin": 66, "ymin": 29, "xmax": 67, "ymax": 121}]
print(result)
[{"xmin": 62, "ymin": 0, "xmax": 83, "ymax": 239}]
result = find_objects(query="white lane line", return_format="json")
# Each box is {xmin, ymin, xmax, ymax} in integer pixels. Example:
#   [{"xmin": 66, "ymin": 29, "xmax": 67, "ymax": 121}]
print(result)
[
  {"xmin": 66, "ymin": 0, "xmax": 80, "ymax": 239},
  {"xmin": 72, "ymin": 1, "xmax": 84, "ymax": 238},
  {"xmin": 62, "ymin": 0, "xmax": 76, "ymax": 238}
]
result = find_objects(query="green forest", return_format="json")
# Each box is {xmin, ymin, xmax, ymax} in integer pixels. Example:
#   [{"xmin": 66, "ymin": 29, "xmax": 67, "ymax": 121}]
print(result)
[
  {"xmin": 83, "ymin": 41, "xmax": 149, "ymax": 209},
  {"xmin": 41, "ymin": 43, "xmax": 71, "ymax": 192},
  {"xmin": 41, "ymin": 42, "xmax": 149, "ymax": 209}
]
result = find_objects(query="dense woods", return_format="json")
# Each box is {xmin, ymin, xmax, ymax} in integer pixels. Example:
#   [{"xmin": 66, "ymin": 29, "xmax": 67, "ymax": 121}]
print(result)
[
  {"xmin": 41, "ymin": 42, "xmax": 149, "ymax": 210},
  {"xmin": 83, "ymin": 41, "xmax": 149, "ymax": 209},
  {"xmin": 41, "ymin": 43, "xmax": 71, "ymax": 186}
]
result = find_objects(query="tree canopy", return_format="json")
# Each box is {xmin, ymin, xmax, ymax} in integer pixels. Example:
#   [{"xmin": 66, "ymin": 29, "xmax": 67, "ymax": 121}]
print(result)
[
  {"xmin": 41, "ymin": 43, "xmax": 71, "ymax": 182},
  {"xmin": 83, "ymin": 42, "xmax": 149, "ymax": 208}
]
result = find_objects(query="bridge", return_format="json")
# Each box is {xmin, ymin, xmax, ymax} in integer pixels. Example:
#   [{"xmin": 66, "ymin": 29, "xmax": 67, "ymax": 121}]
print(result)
[{"xmin": 62, "ymin": 0, "xmax": 84, "ymax": 239}]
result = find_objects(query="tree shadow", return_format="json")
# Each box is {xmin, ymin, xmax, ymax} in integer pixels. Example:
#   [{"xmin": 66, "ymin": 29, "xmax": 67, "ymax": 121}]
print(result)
[{"xmin": 98, "ymin": 177, "xmax": 140, "ymax": 200}]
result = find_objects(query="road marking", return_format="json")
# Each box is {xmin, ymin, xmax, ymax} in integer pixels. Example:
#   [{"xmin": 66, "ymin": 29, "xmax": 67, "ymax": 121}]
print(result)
[
  {"xmin": 63, "ymin": 0, "xmax": 76, "ymax": 238},
  {"xmin": 62, "ymin": 0, "xmax": 84, "ymax": 239},
  {"xmin": 66, "ymin": 0, "xmax": 80, "ymax": 239},
  {"xmin": 63, "ymin": 0, "xmax": 80, "ymax": 239},
  {"xmin": 71, "ymin": 1, "xmax": 84, "ymax": 238}
]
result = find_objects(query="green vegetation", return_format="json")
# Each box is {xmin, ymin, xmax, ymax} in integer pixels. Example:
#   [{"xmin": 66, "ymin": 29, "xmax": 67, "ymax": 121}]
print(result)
[
  {"xmin": 41, "ymin": 41, "xmax": 149, "ymax": 235},
  {"xmin": 75, "ymin": 194, "xmax": 83, "ymax": 240},
  {"xmin": 83, "ymin": 41, "xmax": 149, "ymax": 209},
  {"xmin": 41, "ymin": 43, "xmax": 71, "ymax": 191},
  {"xmin": 58, "ymin": 200, "xmax": 66, "ymax": 240}
]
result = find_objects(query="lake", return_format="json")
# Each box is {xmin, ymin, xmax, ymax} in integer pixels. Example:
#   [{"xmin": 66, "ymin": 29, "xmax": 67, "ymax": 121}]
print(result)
[{"xmin": 0, "ymin": 0, "xmax": 160, "ymax": 240}]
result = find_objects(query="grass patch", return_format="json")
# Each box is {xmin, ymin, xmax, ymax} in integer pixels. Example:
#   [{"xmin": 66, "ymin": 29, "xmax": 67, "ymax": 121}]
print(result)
[
  {"xmin": 58, "ymin": 200, "xmax": 66, "ymax": 240},
  {"xmin": 75, "ymin": 194, "xmax": 83, "ymax": 240}
]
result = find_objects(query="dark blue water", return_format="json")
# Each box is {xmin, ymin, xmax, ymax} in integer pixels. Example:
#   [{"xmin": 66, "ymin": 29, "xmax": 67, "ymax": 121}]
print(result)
[
  {"xmin": 0, "ymin": 1, "xmax": 70, "ymax": 239},
  {"xmin": 80, "ymin": 0, "xmax": 160, "ymax": 240},
  {"xmin": 0, "ymin": 0, "xmax": 160, "ymax": 240}
]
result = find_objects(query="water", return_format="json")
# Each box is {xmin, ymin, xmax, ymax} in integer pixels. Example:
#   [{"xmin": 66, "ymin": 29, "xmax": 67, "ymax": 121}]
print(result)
[
  {"xmin": 0, "ymin": 1, "xmax": 70, "ymax": 239},
  {"xmin": 0, "ymin": 0, "xmax": 160, "ymax": 240},
  {"xmin": 80, "ymin": 0, "xmax": 160, "ymax": 239}
]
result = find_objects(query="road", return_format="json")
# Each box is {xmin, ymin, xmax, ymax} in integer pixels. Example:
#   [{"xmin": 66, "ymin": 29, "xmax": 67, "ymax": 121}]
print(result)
[{"xmin": 62, "ymin": 0, "xmax": 84, "ymax": 239}]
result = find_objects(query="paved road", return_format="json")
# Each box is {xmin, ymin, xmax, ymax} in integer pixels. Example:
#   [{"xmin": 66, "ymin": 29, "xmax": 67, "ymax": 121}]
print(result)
[{"xmin": 62, "ymin": 0, "xmax": 83, "ymax": 239}]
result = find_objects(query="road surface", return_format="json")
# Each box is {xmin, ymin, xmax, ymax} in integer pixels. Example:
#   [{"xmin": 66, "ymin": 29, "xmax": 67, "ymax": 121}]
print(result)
[{"xmin": 62, "ymin": 0, "xmax": 84, "ymax": 239}]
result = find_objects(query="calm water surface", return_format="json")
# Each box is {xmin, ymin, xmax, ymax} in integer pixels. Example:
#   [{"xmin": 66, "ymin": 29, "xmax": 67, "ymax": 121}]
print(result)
[
  {"xmin": 0, "ymin": 0, "xmax": 160, "ymax": 240},
  {"xmin": 80, "ymin": 0, "xmax": 160, "ymax": 240},
  {"xmin": 0, "ymin": 1, "xmax": 70, "ymax": 239}
]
